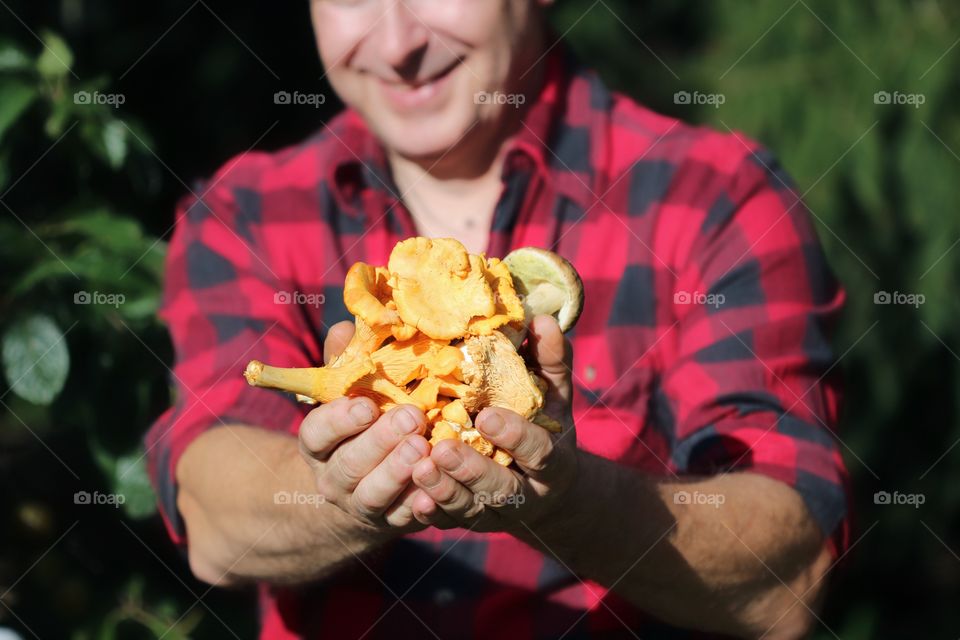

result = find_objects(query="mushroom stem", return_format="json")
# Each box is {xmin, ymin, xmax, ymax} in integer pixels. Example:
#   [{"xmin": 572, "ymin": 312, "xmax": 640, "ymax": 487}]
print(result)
[
  {"xmin": 521, "ymin": 281, "xmax": 566, "ymax": 319},
  {"xmin": 243, "ymin": 356, "xmax": 373, "ymax": 404}
]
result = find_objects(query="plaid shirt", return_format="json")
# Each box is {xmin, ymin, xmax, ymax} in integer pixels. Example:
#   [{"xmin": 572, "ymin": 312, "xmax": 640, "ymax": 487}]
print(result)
[{"xmin": 147, "ymin": 49, "xmax": 849, "ymax": 639}]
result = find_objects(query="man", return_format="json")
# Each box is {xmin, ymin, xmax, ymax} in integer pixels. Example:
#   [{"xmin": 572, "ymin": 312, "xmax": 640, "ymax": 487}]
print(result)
[{"xmin": 147, "ymin": 1, "xmax": 849, "ymax": 638}]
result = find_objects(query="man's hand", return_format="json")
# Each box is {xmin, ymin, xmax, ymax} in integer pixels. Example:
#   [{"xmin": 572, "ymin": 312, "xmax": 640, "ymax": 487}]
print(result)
[
  {"xmin": 409, "ymin": 315, "xmax": 579, "ymax": 531},
  {"xmin": 299, "ymin": 321, "xmax": 435, "ymax": 530}
]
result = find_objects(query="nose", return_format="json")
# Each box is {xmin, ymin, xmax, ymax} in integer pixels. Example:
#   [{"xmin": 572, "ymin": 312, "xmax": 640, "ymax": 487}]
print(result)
[{"xmin": 376, "ymin": 1, "xmax": 430, "ymax": 80}]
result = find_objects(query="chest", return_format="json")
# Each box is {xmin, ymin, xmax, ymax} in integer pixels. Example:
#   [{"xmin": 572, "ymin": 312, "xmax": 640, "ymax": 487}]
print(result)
[{"xmin": 280, "ymin": 185, "xmax": 672, "ymax": 472}]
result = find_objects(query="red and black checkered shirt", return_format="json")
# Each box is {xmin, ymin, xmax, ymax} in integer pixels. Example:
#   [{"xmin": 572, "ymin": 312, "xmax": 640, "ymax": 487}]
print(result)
[{"xmin": 147, "ymin": 49, "xmax": 849, "ymax": 639}]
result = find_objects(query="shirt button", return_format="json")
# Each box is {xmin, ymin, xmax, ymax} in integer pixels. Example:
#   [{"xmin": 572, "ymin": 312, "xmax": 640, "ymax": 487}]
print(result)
[{"xmin": 584, "ymin": 365, "xmax": 596, "ymax": 382}]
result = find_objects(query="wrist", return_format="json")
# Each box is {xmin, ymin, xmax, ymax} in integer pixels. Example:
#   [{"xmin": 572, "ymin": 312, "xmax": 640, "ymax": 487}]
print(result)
[{"xmin": 515, "ymin": 447, "xmax": 590, "ymax": 534}]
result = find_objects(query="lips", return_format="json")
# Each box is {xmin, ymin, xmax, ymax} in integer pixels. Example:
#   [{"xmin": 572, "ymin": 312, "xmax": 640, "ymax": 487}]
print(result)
[{"xmin": 377, "ymin": 60, "xmax": 460, "ymax": 112}]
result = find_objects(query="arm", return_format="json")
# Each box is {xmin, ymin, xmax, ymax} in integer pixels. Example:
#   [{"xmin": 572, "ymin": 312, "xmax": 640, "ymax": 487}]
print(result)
[
  {"xmin": 176, "ymin": 423, "xmax": 386, "ymax": 586},
  {"xmin": 410, "ymin": 316, "xmax": 839, "ymax": 639},
  {"xmin": 177, "ymin": 323, "xmax": 439, "ymax": 586},
  {"xmin": 146, "ymin": 178, "xmax": 439, "ymax": 587},
  {"xmin": 516, "ymin": 455, "xmax": 833, "ymax": 638}
]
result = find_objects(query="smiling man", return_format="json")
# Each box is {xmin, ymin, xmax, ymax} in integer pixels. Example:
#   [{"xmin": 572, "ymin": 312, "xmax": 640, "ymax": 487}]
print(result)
[{"xmin": 147, "ymin": 1, "xmax": 849, "ymax": 638}]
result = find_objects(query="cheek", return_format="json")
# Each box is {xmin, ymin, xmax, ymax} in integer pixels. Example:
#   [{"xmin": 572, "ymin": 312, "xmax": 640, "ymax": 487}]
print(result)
[{"xmin": 310, "ymin": 5, "xmax": 369, "ymax": 75}]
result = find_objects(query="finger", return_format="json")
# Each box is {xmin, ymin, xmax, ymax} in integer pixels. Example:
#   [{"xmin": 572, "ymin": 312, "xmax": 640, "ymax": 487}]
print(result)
[
  {"xmin": 383, "ymin": 484, "xmax": 426, "ymax": 528},
  {"xmin": 352, "ymin": 435, "xmax": 429, "ymax": 519},
  {"xmin": 300, "ymin": 396, "xmax": 379, "ymax": 460},
  {"xmin": 430, "ymin": 439, "xmax": 520, "ymax": 503},
  {"xmin": 328, "ymin": 404, "xmax": 427, "ymax": 490},
  {"xmin": 409, "ymin": 489, "xmax": 461, "ymax": 529},
  {"xmin": 411, "ymin": 458, "xmax": 483, "ymax": 519},
  {"xmin": 476, "ymin": 407, "xmax": 572, "ymax": 481},
  {"xmin": 323, "ymin": 321, "xmax": 356, "ymax": 364},
  {"xmin": 527, "ymin": 315, "xmax": 573, "ymax": 407}
]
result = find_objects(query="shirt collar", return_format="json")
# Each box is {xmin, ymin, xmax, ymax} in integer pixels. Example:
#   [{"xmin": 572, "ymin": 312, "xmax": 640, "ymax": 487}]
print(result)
[{"xmin": 328, "ymin": 45, "xmax": 599, "ymax": 217}]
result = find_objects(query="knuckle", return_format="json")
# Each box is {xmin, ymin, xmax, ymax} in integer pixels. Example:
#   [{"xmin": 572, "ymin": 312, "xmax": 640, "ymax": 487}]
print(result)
[
  {"xmin": 333, "ymin": 447, "xmax": 366, "ymax": 484},
  {"xmin": 300, "ymin": 399, "xmax": 352, "ymax": 453},
  {"xmin": 456, "ymin": 459, "xmax": 486, "ymax": 487},
  {"xmin": 518, "ymin": 432, "xmax": 553, "ymax": 471},
  {"xmin": 349, "ymin": 492, "xmax": 379, "ymax": 519},
  {"xmin": 432, "ymin": 480, "xmax": 459, "ymax": 505},
  {"xmin": 314, "ymin": 476, "xmax": 336, "ymax": 503}
]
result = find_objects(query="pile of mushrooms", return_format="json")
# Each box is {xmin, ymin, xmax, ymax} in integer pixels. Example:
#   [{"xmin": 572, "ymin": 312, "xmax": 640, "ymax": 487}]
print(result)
[{"xmin": 244, "ymin": 237, "xmax": 583, "ymax": 466}]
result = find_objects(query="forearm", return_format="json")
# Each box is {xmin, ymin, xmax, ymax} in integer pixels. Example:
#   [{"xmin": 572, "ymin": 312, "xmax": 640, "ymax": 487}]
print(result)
[
  {"xmin": 176, "ymin": 425, "xmax": 392, "ymax": 586},
  {"xmin": 515, "ymin": 452, "xmax": 832, "ymax": 638}
]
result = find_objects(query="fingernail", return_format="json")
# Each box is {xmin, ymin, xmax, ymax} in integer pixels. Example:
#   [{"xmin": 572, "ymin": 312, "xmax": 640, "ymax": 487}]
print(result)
[
  {"xmin": 399, "ymin": 440, "xmax": 423, "ymax": 464},
  {"xmin": 350, "ymin": 400, "xmax": 374, "ymax": 425},
  {"xmin": 393, "ymin": 407, "xmax": 419, "ymax": 434},
  {"xmin": 479, "ymin": 412, "xmax": 504, "ymax": 437}
]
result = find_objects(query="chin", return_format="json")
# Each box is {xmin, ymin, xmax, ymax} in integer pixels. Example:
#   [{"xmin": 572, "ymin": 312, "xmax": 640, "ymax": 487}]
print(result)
[{"xmin": 374, "ymin": 108, "xmax": 480, "ymax": 162}]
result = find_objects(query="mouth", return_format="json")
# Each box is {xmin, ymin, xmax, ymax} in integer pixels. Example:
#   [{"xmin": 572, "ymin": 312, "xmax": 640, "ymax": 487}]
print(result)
[{"xmin": 377, "ymin": 59, "xmax": 461, "ymax": 112}]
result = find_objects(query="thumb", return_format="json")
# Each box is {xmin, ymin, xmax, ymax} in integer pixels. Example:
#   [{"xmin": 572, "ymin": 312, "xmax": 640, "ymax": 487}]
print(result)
[
  {"xmin": 526, "ymin": 315, "xmax": 573, "ymax": 410},
  {"xmin": 323, "ymin": 320, "xmax": 356, "ymax": 364}
]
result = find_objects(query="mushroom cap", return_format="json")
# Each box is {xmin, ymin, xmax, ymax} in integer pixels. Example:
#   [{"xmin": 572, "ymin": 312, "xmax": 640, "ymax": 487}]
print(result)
[
  {"xmin": 343, "ymin": 262, "xmax": 400, "ymax": 327},
  {"xmin": 388, "ymin": 237, "xmax": 498, "ymax": 340},
  {"xmin": 503, "ymin": 247, "xmax": 584, "ymax": 332}
]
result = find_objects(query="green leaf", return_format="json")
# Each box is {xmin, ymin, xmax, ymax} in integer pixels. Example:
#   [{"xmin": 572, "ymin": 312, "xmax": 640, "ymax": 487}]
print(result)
[
  {"xmin": 2, "ymin": 314, "xmax": 70, "ymax": 405},
  {"xmin": 0, "ymin": 77, "xmax": 36, "ymax": 143},
  {"xmin": 91, "ymin": 444, "xmax": 157, "ymax": 519},
  {"xmin": 0, "ymin": 41, "xmax": 31, "ymax": 72},
  {"xmin": 101, "ymin": 119, "xmax": 127, "ymax": 169},
  {"xmin": 113, "ymin": 452, "xmax": 157, "ymax": 519},
  {"xmin": 36, "ymin": 30, "xmax": 73, "ymax": 80},
  {"xmin": 58, "ymin": 209, "xmax": 143, "ymax": 252}
]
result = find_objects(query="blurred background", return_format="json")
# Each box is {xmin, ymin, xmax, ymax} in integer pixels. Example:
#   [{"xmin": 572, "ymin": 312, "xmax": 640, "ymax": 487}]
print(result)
[{"xmin": 1, "ymin": 1, "xmax": 958, "ymax": 638}]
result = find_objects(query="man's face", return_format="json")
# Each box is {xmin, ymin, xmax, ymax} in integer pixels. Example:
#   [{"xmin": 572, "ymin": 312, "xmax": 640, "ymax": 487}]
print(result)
[{"xmin": 310, "ymin": 0, "xmax": 548, "ymax": 161}]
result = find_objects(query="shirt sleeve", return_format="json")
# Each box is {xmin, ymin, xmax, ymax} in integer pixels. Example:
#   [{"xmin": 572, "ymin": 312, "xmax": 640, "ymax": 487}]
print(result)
[
  {"xmin": 144, "ymin": 177, "xmax": 321, "ymax": 546},
  {"xmin": 661, "ymin": 144, "xmax": 850, "ymax": 556}
]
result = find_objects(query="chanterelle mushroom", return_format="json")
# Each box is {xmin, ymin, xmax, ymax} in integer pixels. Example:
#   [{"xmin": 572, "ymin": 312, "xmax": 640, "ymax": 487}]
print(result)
[{"xmin": 243, "ymin": 237, "xmax": 583, "ymax": 466}]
